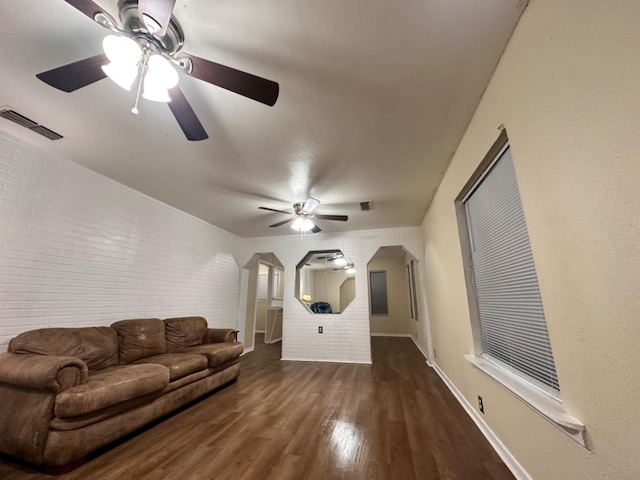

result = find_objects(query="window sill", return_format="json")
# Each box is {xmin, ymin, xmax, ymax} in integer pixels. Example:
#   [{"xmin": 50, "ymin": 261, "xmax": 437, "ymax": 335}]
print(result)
[{"xmin": 464, "ymin": 354, "xmax": 587, "ymax": 448}]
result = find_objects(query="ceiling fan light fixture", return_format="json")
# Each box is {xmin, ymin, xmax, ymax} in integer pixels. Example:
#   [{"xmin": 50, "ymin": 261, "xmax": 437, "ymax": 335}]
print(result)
[
  {"xmin": 291, "ymin": 216, "xmax": 314, "ymax": 232},
  {"xmin": 333, "ymin": 257, "xmax": 348, "ymax": 266}
]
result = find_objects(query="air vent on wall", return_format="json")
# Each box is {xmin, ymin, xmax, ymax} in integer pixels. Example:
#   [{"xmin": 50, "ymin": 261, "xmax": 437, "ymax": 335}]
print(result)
[
  {"xmin": 0, "ymin": 108, "xmax": 63, "ymax": 140},
  {"xmin": 360, "ymin": 201, "xmax": 374, "ymax": 211}
]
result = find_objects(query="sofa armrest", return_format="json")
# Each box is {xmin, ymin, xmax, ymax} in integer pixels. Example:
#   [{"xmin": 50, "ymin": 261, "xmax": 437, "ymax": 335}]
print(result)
[
  {"xmin": 0, "ymin": 353, "xmax": 88, "ymax": 393},
  {"xmin": 203, "ymin": 328, "xmax": 237, "ymax": 344}
]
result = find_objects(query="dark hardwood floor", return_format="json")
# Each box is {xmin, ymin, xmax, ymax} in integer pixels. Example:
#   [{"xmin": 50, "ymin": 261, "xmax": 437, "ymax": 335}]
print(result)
[{"xmin": 0, "ymin": 336, "xmax": 514, "ymax": 479}]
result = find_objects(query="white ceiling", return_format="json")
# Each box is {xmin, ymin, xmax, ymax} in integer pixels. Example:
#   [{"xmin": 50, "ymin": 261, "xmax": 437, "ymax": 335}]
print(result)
[{"xmin": 0, "ymin": 0, "xmax": 526, "ymax": 237}]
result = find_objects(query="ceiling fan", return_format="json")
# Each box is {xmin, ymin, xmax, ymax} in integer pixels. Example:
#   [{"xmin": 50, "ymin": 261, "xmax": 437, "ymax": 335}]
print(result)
[
  {"xmin": 259, "ymin": 197, "xmax": 348, "ymax": 233},
  {"xmin": 36, "ymin": 0, "xmax": 279, "ymax": 141}
]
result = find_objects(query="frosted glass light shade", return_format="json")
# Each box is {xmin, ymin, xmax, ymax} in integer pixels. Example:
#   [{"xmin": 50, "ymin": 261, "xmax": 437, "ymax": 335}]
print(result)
[
  {"xmin": 102, "ymin": 35, "xmax": 141, "ymax": 91},
  {"xmin": 102, "ymin": 35, "xmax": 141, "ymax": 65},
  {"xmin": 102, "ymin": 62, "xmax": 138, "ymax": 90},
  {"xmin": 142, "ymin": 55, "xmax": 179, "ymax": 103},
  {"xmin": 291, "ymin": 217, "xmax": 314, "ymax": 232}
]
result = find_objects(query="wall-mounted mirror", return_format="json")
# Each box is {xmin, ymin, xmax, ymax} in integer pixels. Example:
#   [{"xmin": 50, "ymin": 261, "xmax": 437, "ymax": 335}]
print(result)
[{"xmin": 296, "ymin": 250, "xmax": 356, "ymax": 314}]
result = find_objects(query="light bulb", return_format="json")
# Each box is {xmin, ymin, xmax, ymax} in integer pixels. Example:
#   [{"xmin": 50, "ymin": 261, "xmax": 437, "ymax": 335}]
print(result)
[{"xmin": 333, "ymin": 257, "xmax": 348, "ymax": 266}]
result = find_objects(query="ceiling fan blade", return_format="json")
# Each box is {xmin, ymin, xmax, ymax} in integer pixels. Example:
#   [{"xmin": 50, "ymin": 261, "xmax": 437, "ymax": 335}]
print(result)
[
  {"xmin": 259, "ymin": 206, "xmax": 292, "ymax": 215},
  {"xmin": 270, "ymin": 218, "xmax": 294, "ymax": 228},
  {"xmin": 138, "ymin": 0, "xmax": 176, "ymax": 37},
  {"xmin": 311, "ymin": 224, "xmax": 322, "ymax": 234},
  {"xmin": 176, "ymin": 53, "xmax": 279, "ymax": 106},
  {"xmin": 36, "ymin": 54, "xmax": 108, "ymax": 92},
  {"xmin": 303, "ymin": 197, "xmax": 321, "ymax": 214},
  {"xmin": 314, "ymin": 214, "xmax": 349, "ymax": 222},
  {"xmin": 167, "ymin": 86, "xmax": 208, "ymax": 141},
  {"xmin": 64, "ymin": 0, "xmax": 118, "ymax": 26}
]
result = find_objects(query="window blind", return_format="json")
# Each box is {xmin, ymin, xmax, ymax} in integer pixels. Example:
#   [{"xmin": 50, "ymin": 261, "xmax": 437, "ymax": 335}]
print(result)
[{"xmin": 464, "ymin": 147, "xmax": 560, "ymax": 397}]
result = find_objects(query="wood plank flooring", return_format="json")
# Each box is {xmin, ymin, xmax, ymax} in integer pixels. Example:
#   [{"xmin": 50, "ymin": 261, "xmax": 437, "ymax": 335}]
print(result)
[{"xmin": 0, "ymin": 336, "xmax": 514, "ymax": 479}]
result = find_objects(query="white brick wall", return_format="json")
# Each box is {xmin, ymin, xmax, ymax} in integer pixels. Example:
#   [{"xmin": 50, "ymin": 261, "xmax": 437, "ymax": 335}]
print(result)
[
  {"xmin": 0, "ymin": 129, "xmax": 244, "ymax": 351},
  {"xmin": 244, "ymin": 227, "xmax": 430, "ymax": 364}
]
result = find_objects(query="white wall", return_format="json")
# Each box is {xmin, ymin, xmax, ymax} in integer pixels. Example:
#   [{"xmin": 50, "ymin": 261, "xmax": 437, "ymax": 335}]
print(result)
[
  {"xmin": 244, "ymin": 228, "xmax": 429, "ymax": 364},
  {"xmin": 420, "ymin": 0, "xmax": 640, "ymax": 478},
  {"xmin": 0, "ymin": 129, "xmax": 244, "ymax": 351}
]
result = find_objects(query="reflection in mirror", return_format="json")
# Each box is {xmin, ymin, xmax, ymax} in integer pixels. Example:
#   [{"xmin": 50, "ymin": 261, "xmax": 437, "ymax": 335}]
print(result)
[
  {"xmin": 296, "ymin": 250, "xmax": 356, "ymax": 314},
  {"xmin": 273, "ymin": 266, "xmax": 284, "ymax": 300}
]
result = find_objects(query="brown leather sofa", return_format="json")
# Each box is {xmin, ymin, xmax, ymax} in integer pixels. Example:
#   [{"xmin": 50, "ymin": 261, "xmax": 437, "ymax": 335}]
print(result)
[{"xmin": 0, "ymin": 316, "xmax": 243, "ymax": 469}]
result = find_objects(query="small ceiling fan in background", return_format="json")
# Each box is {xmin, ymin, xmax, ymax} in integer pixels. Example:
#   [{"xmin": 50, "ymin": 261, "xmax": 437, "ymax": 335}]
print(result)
[
  {"xmin": 259, "ymin": 197, "xmax": 348, "ymax": 233},
  {"xmin": 36, "ymin": 0, "xmax": 279, "ymax": 141}
]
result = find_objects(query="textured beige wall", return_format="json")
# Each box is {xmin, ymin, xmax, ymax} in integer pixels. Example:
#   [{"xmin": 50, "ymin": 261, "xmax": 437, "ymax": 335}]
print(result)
[
  {"xmin": 368, "ymin": 257, "xmax": 412, "ymax": 335},
  {"xmin": 255, "ymin": 301, "xmax": 267, "ymax": 332},
  {"xmin": 420, "ymin": 1, "xmax": 640, "ymax": 478}
]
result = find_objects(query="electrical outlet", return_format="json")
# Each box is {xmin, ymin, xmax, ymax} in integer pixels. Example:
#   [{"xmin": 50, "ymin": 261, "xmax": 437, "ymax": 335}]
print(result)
[
  {"xmin": 318, "ymin": 326, "xmax": 323, "ymax": 334},
  {"xmin": 477, "ymin": 395, "xmax": 484, "ymax": 414},
  {"xmin": 433, "ymin": 349, "xmax": 437, "ymax": 359}
]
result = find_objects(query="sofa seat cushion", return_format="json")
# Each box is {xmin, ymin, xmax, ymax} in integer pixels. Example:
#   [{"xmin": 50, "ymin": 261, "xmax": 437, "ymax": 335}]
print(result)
[
  {"xmin": 131, "ymin": 353, "xmax": 207, "ymax": 382},
  {"xmin": 182, "ymin": 342, "xmax": 243, "ymax": 368},
  {"xmin": 54, "ymin": 364, "xmax": 169, "ymax": 418}
]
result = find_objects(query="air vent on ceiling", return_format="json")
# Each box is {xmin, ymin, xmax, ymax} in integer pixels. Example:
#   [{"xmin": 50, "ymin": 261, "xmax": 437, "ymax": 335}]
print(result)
[
  {"xmin": 360, "ymin": 201, "xmax": 374, "ymax": 211},
  {"xmin": 0, "ymin": 108, "xmax": 63, "ymax": 140}
]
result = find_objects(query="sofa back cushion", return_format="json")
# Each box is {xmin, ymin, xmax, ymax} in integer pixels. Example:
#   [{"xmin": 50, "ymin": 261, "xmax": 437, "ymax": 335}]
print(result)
[
  {"xmin": 164, "ymin": 317, "xmax": 207, "ymax": 352},
  {"xmin": 9, "ymin": 327, "xmax": 118, "ymax": 371},
  {"xmin": 110, "ymin": 318, "xmax": 166, "ymax": 364}
]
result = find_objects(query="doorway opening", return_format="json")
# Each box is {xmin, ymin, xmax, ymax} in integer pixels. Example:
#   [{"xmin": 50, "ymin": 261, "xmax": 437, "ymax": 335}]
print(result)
[
  {"xmin": 367, "ymin": 246, "xmax": 422, "ymax": 359},
  {"xmin": 242, "ymin": 252, "xmax": 284, "ymax": 353}
]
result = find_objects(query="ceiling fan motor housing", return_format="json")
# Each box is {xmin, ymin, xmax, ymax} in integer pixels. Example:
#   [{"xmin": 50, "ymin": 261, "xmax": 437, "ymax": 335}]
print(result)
[{"xmin": 117, "ymin": 0, "xmax": 185, "ymax": 55}]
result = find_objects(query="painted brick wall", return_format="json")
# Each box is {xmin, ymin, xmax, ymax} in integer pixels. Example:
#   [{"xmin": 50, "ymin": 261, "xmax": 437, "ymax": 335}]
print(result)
[
  {"xmin": 0, "ymin": 129, "xmax": 244, "ymax": 351},
  {"xmin": 244, "ymin": 227, "xmax": 430, "ymax": 364}
]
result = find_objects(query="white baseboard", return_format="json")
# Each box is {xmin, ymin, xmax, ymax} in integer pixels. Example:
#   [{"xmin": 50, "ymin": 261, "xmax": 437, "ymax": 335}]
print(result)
[
  {"xmin": 410, "ymin": 336, "xmax": 429, "ymax": 360},
  {"xmin": 240, "ymin": 346, "xmax": 254, "ymax": 356},
  {"xmin": 267, "ymin": 337, "xmax": 282, "ymax": 344},
  {"xmin": 430, "ymin": 362, "xmax": 531, "ymax": 480},
  {"xmin": 280, "ymin": 357, "xmax": 372, "ymax": 365}
]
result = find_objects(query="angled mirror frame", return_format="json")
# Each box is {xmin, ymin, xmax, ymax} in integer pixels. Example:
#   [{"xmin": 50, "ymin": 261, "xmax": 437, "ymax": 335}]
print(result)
[{"xmin": 295, "ymin": 249, "xmax": 356, "ymax": 314}]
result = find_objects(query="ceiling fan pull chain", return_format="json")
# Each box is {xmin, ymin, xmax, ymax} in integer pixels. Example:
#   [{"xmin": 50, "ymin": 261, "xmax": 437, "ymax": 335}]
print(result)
[{"xmin": 131, "ymin": 49, "xmax": 150, "ymax": 115}]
